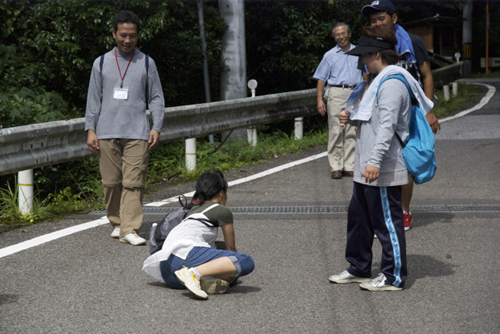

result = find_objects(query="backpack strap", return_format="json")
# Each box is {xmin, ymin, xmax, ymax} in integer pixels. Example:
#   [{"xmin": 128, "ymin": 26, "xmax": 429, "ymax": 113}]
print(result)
[
  {"xmin": 145, "ymin": 54, "xmax": 149, "ymax": 105},
  {"xmin": 98, "ymin": 54, "xmax": 149, "ymax": 102},
  {"xmin": 182, "ymin": 203, "xmax": 221, "ymax": 228},
  {"xmin": 99, "ymin": 54, "xmax": 105, "ymax": 73},
  {"xmin": 377, "ymin": 74, "xmax": 418, "ymax": 105},
  {"xmin": 376, "ymin": 74, "xmax": 415, "ymax": 148},
  {"xmin": 201, "ymin": 203, "xmax": 219, "ymax": 214}
]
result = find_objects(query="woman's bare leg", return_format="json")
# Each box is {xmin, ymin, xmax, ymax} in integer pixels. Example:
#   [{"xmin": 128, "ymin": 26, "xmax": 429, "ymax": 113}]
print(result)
[{"xmin": 194, "ymin": 257, "xmax": 237, "ymax": 280}]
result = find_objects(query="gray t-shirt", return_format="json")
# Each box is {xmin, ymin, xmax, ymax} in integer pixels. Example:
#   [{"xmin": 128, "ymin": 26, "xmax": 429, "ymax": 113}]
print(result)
[{"xmin": 85, "ymin": 47, "xmax": 165, "ymax": 140}]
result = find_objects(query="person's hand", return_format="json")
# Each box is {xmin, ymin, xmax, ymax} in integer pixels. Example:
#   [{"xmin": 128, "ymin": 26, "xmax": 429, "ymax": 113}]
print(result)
[
  {"xmin": 87, "ymin": 130, "xmax": 99, "ymax": 153},
  {"xmin": 148, "ymin": 129, "xmax": 160, "ymax": 149},
  {"xmin": 364, "ymin": 164, "xmax": 379, "ymax": 183},
  {"xmin": 317, "ymin": 100, "xmax": 326, "ymax": 116},
  {"xmin": 339, "ymin": 110, "xmax": 350, "ymax": 127},
  {"xmin": 425, "ymin": 110, "xmax": 441, "ymax": 134}
]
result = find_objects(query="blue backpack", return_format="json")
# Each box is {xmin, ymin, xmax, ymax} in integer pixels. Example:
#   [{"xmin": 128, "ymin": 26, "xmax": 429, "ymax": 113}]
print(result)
[{"xmin": 377, "ymin": 74, "xmax": 437, "ymax": 184}]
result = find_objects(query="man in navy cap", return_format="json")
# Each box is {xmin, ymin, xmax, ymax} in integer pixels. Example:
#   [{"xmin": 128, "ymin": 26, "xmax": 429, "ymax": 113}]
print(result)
[{"xmin": 360, "ymin": 0, "xmax": 440, "ymax": 231}]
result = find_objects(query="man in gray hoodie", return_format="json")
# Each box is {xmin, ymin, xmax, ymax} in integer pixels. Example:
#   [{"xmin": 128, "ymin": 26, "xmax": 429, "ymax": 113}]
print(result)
[{"xmin": 85, "ymin": 10, "xmax": 165, "ymax": 246}]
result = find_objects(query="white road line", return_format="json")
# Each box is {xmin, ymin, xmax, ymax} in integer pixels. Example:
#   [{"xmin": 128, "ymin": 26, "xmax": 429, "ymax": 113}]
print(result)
[
  {"xmin": 439, "ymin": 83, "xmax": 495, "ymax": 123},
  {"xmin": 144, "ymin": 151, "xmax": 328, "ymax": 207},
  {"xmin": 0, "ymin": 217, "xmax": 109, "ymax": 258},
  {"xmin": 0, "ymin": 152, "xmax": 327, "ymax": 259},
  {"xmin": 1, "ymin": 81, "xmax": 496, "ymax": 259}
]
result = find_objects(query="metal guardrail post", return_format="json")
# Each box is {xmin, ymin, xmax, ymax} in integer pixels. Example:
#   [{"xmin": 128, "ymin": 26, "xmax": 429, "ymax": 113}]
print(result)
[
  {"xmin": 443, "ymin": 84, "xmax": 450, "ymax": 101},
  {"xmin": 294, "ymin": 117, "xmax": 303, "ymax": 140},
  {"xmin": 185, "ymin": 138, "xmax": 196, "ymax": 171},
  {"xmin": 18, "ymin": 169, "xmax": 34, "ymax": 215},
  {"xmin": 247, "ymin": 80, "xmax": 258, "ymax": 147}
]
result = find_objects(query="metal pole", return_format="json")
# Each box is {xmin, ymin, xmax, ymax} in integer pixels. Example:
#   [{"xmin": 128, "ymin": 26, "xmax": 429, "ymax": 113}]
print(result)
[
  {"xmin": 462, "ymin": 0, "xmax": 473, "ymax": 76},
  {"xmin": 197, "ymin": 0, "xmax": 214, "ymax": 144},
  {"xmin": 486, "ymin": 0, "xmax": 490, "ymax": 74}
]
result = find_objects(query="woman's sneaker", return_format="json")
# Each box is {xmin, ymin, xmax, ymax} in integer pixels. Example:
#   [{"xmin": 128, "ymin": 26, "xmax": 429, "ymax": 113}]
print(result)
[
  {"xmin": 200, "ymin": 276, "xmax": 230, "ymax": 295},
  {"xmin": 359, "ymin": 273, "xmax": 403, "ymax": 291},
  {"xmin": 174, "ymin": 268, "xmax": 208, "ymax": 299},
  {"xmin": 329, "ymin": 270, "xmax": 371, "ymax": 284}
]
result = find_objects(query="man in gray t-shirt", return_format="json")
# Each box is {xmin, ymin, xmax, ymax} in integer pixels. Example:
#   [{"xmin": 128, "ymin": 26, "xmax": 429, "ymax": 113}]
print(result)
[{"xmin": 85, "ymin": 10, "xmax": 165, "ymax": 246}]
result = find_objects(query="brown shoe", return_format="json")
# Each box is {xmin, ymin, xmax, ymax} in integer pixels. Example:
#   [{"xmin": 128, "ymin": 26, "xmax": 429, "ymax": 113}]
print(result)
[
  {"xmin": 343, "ymin": 171, "xmax": 354, "ymax": 177},
  {"xmin": 331, "ymin": 170, "xmax": 342, "ymax": 179}
]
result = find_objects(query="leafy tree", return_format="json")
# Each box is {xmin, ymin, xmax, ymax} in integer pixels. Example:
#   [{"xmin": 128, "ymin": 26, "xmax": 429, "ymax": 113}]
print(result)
[
  {"xmin": 0, "ymin": 0, "xmax": 227, "ymax": 127},
  {"xmin": 245, "ymin": 0, "xmax": 365, "ymax": 95}
]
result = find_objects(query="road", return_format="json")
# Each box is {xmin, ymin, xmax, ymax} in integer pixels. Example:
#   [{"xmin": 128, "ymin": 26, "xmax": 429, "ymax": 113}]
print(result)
[{"xmin": 1, "ymin": 79, "xmax": 499, "ymax": 333}]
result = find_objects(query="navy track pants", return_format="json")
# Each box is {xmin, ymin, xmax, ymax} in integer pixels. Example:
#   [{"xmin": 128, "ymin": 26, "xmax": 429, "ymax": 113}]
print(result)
[{"xmin": 345, "ymin": 182, "xmax": 407, "ymax": 287}]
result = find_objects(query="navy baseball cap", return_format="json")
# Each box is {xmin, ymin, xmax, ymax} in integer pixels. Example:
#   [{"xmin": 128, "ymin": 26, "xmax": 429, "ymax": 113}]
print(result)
[
  {"xmin": 346, "ymin": 35, "xmax": 393, "ymax": 56},
  {"xmin": 361, "ymin": 0, "xmax": 396, "ymax": 17}
]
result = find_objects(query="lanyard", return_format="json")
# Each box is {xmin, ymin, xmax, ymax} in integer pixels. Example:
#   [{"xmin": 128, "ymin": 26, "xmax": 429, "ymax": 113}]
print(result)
[{"xmin": 115, "ymin": 48, "xmax": 135, "ymax": 88}]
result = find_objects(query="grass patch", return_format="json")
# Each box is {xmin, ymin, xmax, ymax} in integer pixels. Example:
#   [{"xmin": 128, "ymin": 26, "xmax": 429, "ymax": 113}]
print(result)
[
  {"xmin": 468, "ymin": 70, "xmax": 500, "ymax": 78},
  {"xmin": 146, "ymin": 126, "xmax": 328, "ymax": 186},
  {"xmin": 433, "ymin": 83, "xmax": 486, "ymax": 118}
]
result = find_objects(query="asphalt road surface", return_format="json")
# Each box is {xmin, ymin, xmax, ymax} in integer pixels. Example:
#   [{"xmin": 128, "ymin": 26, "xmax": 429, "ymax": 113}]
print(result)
[{"xmin": 1, "ymin": 79, "xmax": 499, "ymax": 334}]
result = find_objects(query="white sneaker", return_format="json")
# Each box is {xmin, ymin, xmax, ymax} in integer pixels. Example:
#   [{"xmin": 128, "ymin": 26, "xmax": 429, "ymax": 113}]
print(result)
[
  {"xmin": 110, "ymin": 227, "xmax": 120, "ymax": 238},
  {"xmin": 119, "ymin": 233, "xmax": 146, "ymax": 246},
  {"xmin": 175, "ymin": 267, "xmax": 208, "ymax": 299},
  {"xmin": 200, "ymin": 276, "xmax": 230, "ymax": 295},
  {"xmin": 329, "ymin": 270, "xmax": 371, "ymax": 284},
  {"xmin": 359, "ymin": 273, "xmax": 403, "ymax": 291}
]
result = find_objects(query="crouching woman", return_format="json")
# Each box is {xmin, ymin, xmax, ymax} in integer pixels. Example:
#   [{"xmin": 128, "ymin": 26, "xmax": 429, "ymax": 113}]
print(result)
[{"xmin": 143, "ymin": 171, "xmax": 254, "ymax": 299}]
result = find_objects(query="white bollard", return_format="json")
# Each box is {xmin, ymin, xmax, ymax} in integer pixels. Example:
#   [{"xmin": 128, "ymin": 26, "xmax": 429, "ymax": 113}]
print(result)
[
  {"xmin": 443, "ymin": 84, "xmax": 450, "ymax": 101},
  {"xmin": 452, "ymin": 81, "xmax": 458, "ymax": 97},
  {"xmin": 294, "ymin": 117, "xmax": 303, "ymax": 140},
  {"xmin": 247, "ymin": 127, "xmax": 257, "ymax": 146},
  {"xmin": 18, "ymin": 169, "xmax": 33, "ymax": 215},
  {"xmin": 185, "ymin": 138, "xmax": 196, "ymax": 171}
]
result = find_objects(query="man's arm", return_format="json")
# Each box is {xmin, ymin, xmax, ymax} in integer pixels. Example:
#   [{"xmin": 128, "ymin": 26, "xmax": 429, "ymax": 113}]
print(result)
[
  {"xmin": 148, "ymin": 129, "xmax": 159, "ymax": 149},
  {"xmin": 419, "ymin": 60, "xmax": 440, "ymax": 133},
  {"xmin": 316, "ymin": 80, "xmax": 326, "ymax": 116},
  {"xmin": 85, "ymin": 58, "xmax": 102, "ymax": 153},
  {"xmin": 146, "ymin": 58, "xmax": 165, "ymax": 148},
  {"xmin": 87, "ymin": 130, "xmax": 99, "ymax": 153}
]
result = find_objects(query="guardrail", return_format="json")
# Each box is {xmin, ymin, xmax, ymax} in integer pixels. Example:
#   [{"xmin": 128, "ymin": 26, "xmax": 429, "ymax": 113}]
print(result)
[
  {"xmin": 0, "ymin": 89, "xmax": 317, "ymax": 176},
  {"xmin": 0, "ymin": 62, "xmax": 464, "ymax": 177},
  {"xmin": 432, "ymin": 61, "xmax": 463, "ymax": 88}
]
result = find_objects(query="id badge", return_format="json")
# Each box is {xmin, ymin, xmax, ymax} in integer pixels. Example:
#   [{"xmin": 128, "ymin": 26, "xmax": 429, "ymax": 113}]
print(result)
[{"xmin": 114, "ymin": 87, "xmax": 129, "ymax": 100}]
